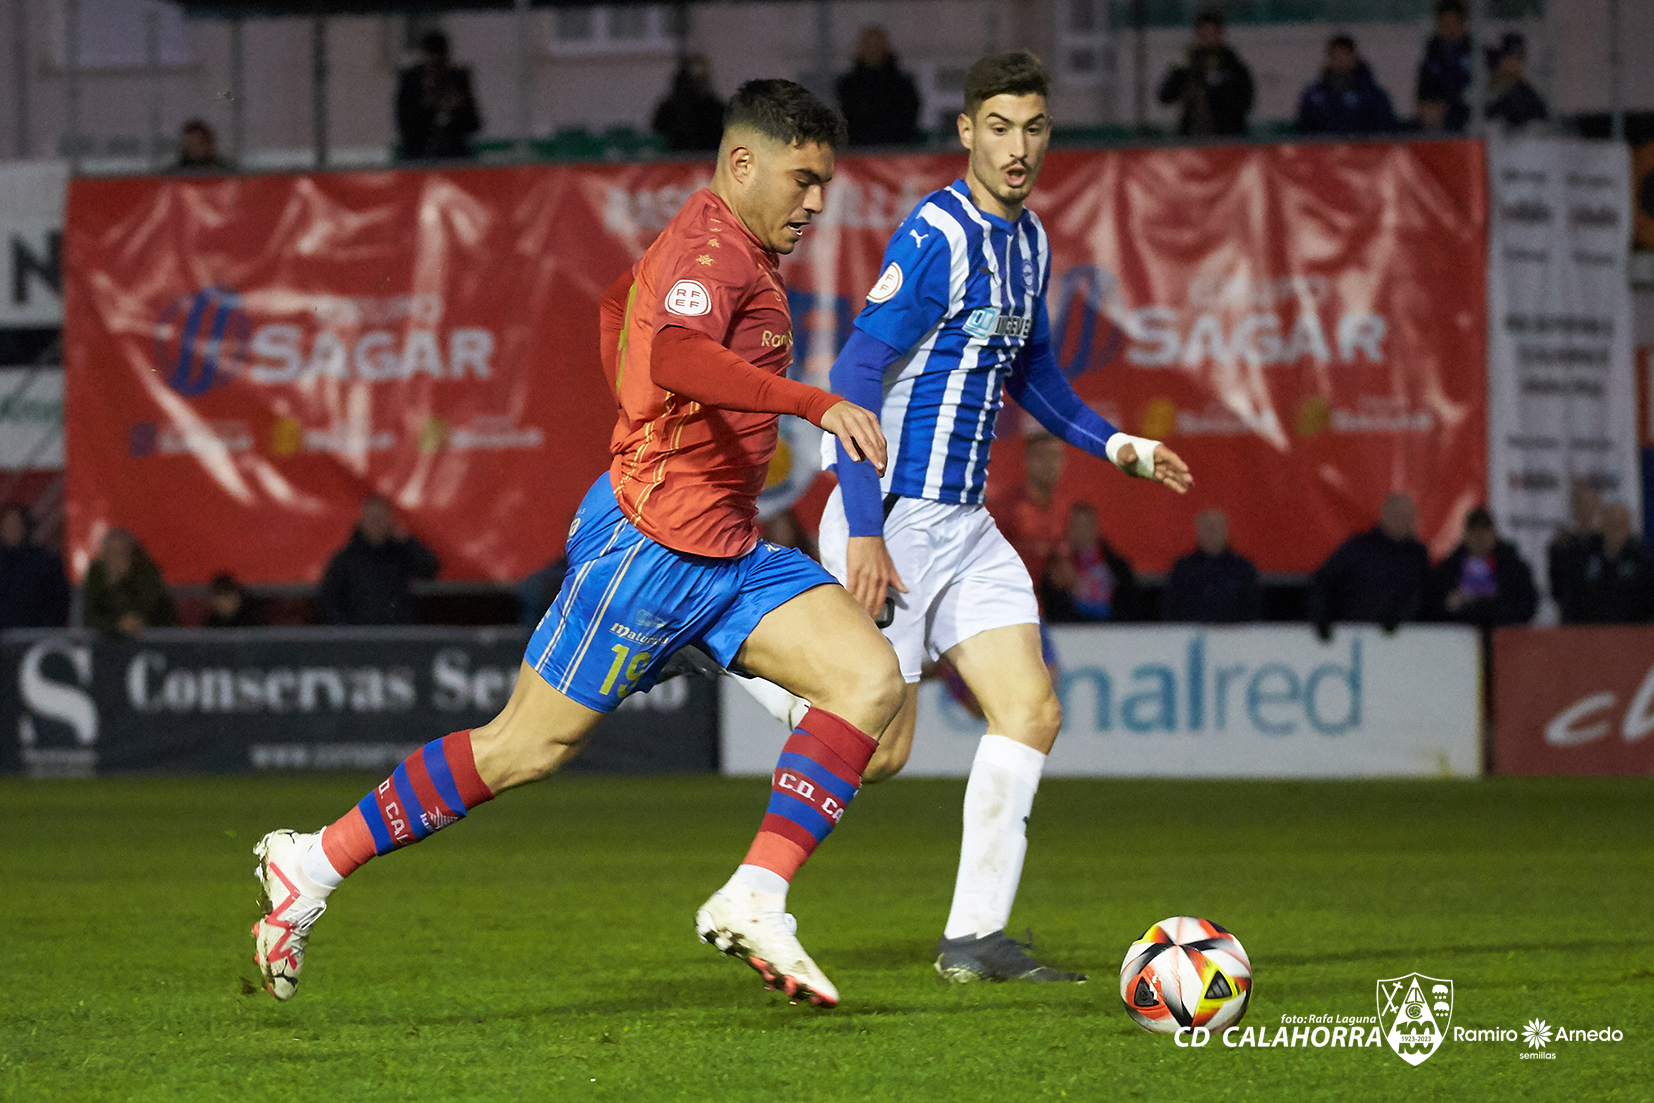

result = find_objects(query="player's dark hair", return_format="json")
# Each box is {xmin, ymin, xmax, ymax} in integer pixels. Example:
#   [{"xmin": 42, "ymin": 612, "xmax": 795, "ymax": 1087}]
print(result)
[
  {"xmin": 1328, "ymin": 34, "xmax": 1357, "ymax": 53},
  {"xmin": 1194, "ymin": 8, "xmax": 1225, "ymax": 29},
  {"xmin": 1435, "ymin": 0, "xmax": 1466, "ymax": 18},
  {"xmin": 723, "ymin": 80, "xmax": 847, "ymax": 151},
  {"xmin": 962, "ymin": 51, "xmax": 1050, "ymax": 119},
  {"xmin": 1465, "ymin": 507, "xmax": 1495, "ymax": 532}
]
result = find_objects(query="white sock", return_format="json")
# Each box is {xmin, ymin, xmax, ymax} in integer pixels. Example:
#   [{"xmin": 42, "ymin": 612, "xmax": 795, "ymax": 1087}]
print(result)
[
  {"xmin": 730, "ymin": 863, "xmax": 791, "ymax": 902},
  {"xmin": 942, "ymin": 734, "xmax": 1046, "ymax": 941},
  {"xmin": 301, "ymin": 836, "xmax": 344, "ymax": 893},
  {"xmin": 733, "ymin": 675, "xmax": 812, "ymax": 730}
]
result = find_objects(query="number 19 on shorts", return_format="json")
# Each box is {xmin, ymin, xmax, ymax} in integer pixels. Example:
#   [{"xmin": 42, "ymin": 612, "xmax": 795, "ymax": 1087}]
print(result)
[{"xmin": 599, "ymin": 643, "xmax": 652, "ymax": 699}]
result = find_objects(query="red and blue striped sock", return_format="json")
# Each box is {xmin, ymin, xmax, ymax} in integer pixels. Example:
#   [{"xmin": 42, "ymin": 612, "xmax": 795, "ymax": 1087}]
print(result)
[
  {"xmin": 318, "ymin": 730, "xmax": 495, "ymax": 879},
  {"xmin": 742, "ymin": 707, "xmax": 878, "ymax": 883}
]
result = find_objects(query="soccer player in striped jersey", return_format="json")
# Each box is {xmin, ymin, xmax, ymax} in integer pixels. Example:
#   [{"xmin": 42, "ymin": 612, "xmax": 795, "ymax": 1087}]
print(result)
[
  {"xmin": 747, "ymin": 52, "xmax": 1194, "ymax": 982},
  {"xmin": 251, "ymin": 80, "xmax": 903, "ymax": 1010}
]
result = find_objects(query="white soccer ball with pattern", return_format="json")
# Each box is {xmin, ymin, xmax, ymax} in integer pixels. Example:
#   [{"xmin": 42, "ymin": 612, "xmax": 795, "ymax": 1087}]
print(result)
[{"xmin": 1119, "ymin": 916, "xmax": 1252, "ymax": 1034}]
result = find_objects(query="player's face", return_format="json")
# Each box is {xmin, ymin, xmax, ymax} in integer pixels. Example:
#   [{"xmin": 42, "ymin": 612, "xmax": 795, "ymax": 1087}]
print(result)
[
  {"xmin": 959, "ymin": 94, "xmax": 1050, "ymax": 219},
  {"xmin": 746, "ymin": 138, "xmax": 835, "ymax": 254}
]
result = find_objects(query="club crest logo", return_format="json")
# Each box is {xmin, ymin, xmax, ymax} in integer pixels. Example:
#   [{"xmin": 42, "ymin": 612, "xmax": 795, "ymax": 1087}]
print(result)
[{"xmin": 1377, "ymin": 974, "xmax": 1453, "ymax": 1066}]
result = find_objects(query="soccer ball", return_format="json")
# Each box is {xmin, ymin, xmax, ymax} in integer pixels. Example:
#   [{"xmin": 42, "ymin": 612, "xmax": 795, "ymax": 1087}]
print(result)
[{"xmin": 1119, "ymin": 917, "xmax": 1252, "ymax": 1034}]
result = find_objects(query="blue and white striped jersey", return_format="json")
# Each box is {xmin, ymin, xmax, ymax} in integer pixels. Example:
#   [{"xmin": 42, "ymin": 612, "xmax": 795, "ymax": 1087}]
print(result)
[{"xmin": 852, "ymin": 180, "xmax": 1052, "ymax": 504}]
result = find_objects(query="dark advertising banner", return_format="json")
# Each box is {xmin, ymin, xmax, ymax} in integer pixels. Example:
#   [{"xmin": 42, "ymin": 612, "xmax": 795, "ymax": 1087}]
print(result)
[
  {"xmin": 0, "ymin": 628, "xmax": 716, "ymax": 777},
  {"xmin": 1491, "ymin": 626, "xmax": 1654, "ymax": 775}
]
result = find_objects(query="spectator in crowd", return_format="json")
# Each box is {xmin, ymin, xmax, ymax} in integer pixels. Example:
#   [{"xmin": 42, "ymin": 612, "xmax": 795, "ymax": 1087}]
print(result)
[
  {"xmin": 173, "ymin": 119, "xmax": 231, "ymax": 171},
  {"xmin": 396, "ymin": 30, "xmax": 482, "ymax": 161},
  {"xmin": 1416, "ymin": 0, "xmax": 1472, "ymax": 132},
  {"xmin": 203, "ymin": 572, "xmax": 264, "ymax": 628},
  {"xmin": 1571, "ymin": 503, "xmax": 1654, "ymax": 624},
  {"xmin": 1548, "ymin": 480, "xmax": 1601, "ymax": 622},
  {"xmin": 1158, "ymin": 9, "xmax": 1254, "ymax": 138},
  {"xmin": 836, "ymin": 25, "xmax": 922, "ymax": 147},
  {"xmin": 1296, "ymin": 34, "xmax": 1398, "ymax": 135},
  {"xmin": 0, "ymin": 503, "xmax": 70, "ymax": 629},
  {"xmin": 1415, "ymin": 97, "xmax": 1448, "ymax": 131},
  {"xmin": 1428, "ymin": 507, "xmax": 1537, "ymax": 627},
  {"xmin": 318, "ymin": 495, "xmax": 439, "ymax": 625},
  {"xmin": 516, "ymin": 554, "xmax": 568, "ymax": 628},
  {"xmin": 1307, "ymin": 492, "xmax": 1430, "ymax": 640},
  {"xmin": 990, "ymin": 432, "xmax": 1073, "ymax": 592},
  {"xmin": 1485, "ymin": 33, "xmax": 1548, "ymax": 131},
  {"xmin": 1160, "ymin": 509, "xmax": 1263, "ymax": 623},
  {"xmin": 651, "ymin": 54, "xmax": 725, "ymax": 153},
  {"xmin": 1042, "ymin": 502, "xmax": 1141, "ymax": 623},
  {"xmin": 84, "ymin": 528, "xmax": 176, "ymax": 636}
]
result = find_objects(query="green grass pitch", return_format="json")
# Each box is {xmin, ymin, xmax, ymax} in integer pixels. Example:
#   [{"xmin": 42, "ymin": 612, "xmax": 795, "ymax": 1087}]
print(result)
[{"xmin": 3, "ymin": 773, "xmax": 1650, "ymax": 1102}]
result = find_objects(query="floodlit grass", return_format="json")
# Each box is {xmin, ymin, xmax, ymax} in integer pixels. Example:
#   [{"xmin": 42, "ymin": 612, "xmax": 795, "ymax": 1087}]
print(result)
[{"xmin": 3, "ymin": 773, "xmax": 1651, "ymax": 1102}]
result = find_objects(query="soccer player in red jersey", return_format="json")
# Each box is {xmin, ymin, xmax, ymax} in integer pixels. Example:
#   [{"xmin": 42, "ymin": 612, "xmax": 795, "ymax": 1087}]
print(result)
[{"xmin": 252, "ymin": 81, "xmax": 903, "ymax": 1009}]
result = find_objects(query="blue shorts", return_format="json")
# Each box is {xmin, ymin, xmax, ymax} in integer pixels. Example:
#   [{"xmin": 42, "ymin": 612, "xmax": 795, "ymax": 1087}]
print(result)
[{"xmin": 524, "ymin": 474, "xmax": 836, "ymax": 711}]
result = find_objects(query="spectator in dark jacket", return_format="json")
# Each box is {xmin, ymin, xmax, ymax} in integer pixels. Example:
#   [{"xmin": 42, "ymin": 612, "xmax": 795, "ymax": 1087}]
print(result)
[
  {"xmin": 1296, "ymin": 35, "xmax": 1397, "ymax": 135},
  {"xmin": 1485, "ymin": 33, "xmax": 1547, "ymax": 131},
  {"xmin": 203, "ymin": 572, "xmax": 264, "ymax": 628},
  {"xmin": 1160, "ymin": 509, "xmax": 1263, "ymax": 623},
  {"xmin": 396, "ymin": 31, "xmax": 482, "ymax": 162},
  {"xmin": 318, "ymin": 496, "xmax": 439, "ymax": 625},
  {"xmin": 0, "ymin": 503, "xmax": 70, "ymax": 629},
  {"xmin": 516, "ymin": 555, "xmax": 568, "ymax": 628},
  {"xmin": 651, "ymin": 54, "xmax": 725, "ymax": 153},
  {"xmin": 1415, "ymin": 0, "xmax": 1472, "ymax": 132},
  {"xmin": 1548, "ymin": 480, "xmax": 1600, "ymax": 621},
  {"xmin": 1429, "ymin": 508, "xmax": 1537, "ymax": 627},
  {"xmin": 84, "ymin": 528, "xmax": 176, "ymax": 636},
  {"xmin": 1041, "ymin": 502, "xmax": 1141, "ymax": 622},
  {"xmin": 1307, "ymin": 493, "xmax": 1430, "ymax": 640},
  {"xmin": 1571, "ymin": 503, "xmax": 1654, "ymax": 624},
  {"xmin": 1158, "ymin": 9, "xmax": 1254, "ymax": 137},
  {"xmin": 836, "ymin": 26, "xmax": 922, "ymax": 147}
]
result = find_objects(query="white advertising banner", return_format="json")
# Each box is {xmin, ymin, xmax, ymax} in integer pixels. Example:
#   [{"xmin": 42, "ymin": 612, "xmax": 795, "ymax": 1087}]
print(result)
[
  {"xmin": 0, "ymin": 161, "xmax": 67, "ymax": 328},
  {"xmin": 0, "ymin": 368, "xmax": 63, "ymax": 470},
  {"xmin": 1487, "ymin": 137, "xmax": 1641, "ymax": 593},
  {"xmin": 721, "ymin": 625, "xmax": 1482, "ymax": 779}
]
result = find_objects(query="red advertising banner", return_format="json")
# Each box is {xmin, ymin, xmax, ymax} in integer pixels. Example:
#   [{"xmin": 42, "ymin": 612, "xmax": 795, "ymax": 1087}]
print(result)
[
  {"xmin": 65, "ymin": 140, "xmax": 1486, "ymax": 584},
  {"xmin": 1492, "ymin": 626, "xmax": 1654, "ymax": 775}
]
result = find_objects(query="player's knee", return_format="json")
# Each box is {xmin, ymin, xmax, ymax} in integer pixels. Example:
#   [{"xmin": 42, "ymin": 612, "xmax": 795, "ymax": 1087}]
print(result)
[
  {"xmin": 995, "ymin": 687, "xmax": 1061, "ymax": 745},
  {"xmin": 856, "ymin": 651, "xmax": 906, "ymax": 730}
]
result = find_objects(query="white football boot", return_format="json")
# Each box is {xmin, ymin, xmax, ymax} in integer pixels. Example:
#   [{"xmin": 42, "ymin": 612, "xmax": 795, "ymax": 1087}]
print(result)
[
  {"xmin": 696, "ymin": 886, "xmax": 839, "ymax": 1008},
  {"xmin": 251, "ymin": 830, "xmax": 330, "ymax": 1000}
]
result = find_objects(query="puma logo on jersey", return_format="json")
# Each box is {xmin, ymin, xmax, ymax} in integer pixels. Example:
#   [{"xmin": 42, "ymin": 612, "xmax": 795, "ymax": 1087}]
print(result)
[{"xmin": 909, "ymin": 229, "xmax": 929, "ymax": 247}]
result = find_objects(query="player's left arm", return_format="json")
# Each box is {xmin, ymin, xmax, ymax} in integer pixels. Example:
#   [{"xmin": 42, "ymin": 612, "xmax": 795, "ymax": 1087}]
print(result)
[{"xmin": 1005, "ymin": 300, "xmax": 1192, "ymax": 494}]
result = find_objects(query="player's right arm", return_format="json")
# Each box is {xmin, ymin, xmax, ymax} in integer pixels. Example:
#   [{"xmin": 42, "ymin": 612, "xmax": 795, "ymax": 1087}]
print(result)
[
  {"xmin": 598, "ymin": 268, "xmax": 634, "ymax": 395},
  {"xmin": 830, "ymin": 209, "xmax": 953, "ymax": 617}
]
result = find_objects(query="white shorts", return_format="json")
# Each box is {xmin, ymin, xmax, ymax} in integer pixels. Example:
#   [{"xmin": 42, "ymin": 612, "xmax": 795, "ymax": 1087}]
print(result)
[{"xmin": 818, "ymin": 487, "xmax": 1040, "ymax": 684}]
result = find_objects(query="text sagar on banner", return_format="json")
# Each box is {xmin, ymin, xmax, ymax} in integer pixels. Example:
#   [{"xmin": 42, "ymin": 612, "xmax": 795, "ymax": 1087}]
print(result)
[{"xmin": 63, "ymin": 141, "xmax": 1486, "ymax": 584}]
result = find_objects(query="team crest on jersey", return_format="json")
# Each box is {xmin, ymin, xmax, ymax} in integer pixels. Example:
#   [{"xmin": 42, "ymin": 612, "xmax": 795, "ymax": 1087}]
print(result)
[
  {"xmin": 665, "ymin": 279, "xmax": 712, "ymax": 316},
  {"xmin": 1377, "ymin": 974, "xmax": 1453, "ymax": 1066},
  {"xmin": 867, "ymin": 262, "xmax": 903, "ymax": 303}
]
